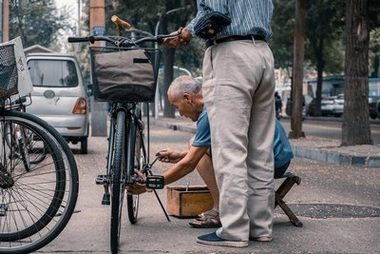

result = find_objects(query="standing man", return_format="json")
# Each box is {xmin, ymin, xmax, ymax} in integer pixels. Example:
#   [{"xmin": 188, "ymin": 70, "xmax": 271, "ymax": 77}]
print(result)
[{"xmin": 164, "ymin": 0, "xmax": 275, "ymax": 248}]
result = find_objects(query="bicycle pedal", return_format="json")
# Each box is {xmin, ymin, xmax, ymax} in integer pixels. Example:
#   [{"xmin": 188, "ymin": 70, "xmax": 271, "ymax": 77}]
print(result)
[
  {"xmin": 146, "ymin": 175, "xmax": 164, "ymax": 189},
  {"xmin": 95, "ymin": 174, "xmax": 109, "ymax": 185},
  {"xmin": 102, "ymin": 193, "xmax": 110, "ymax": 205}
]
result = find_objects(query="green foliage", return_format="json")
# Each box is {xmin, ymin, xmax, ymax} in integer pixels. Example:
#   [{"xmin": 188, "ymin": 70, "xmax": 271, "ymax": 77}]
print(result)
[
  {"xmin": 271, "ymin": 0, "xmax": 294, "ymax": 69},
  {"xmin": 105, "ymin": 0, "xmax": 201, "ymax": 76},
  {"xmin": 175, "ymin": 39, "xmax": 204, "ymax": 77},
  {"xmin": 323, "ymin": 38, "xmax": 344, "ymax": 75},
  {"xmin": 369, "ymin": 0, "xmax": 380, "ymax": 30},
  {"xmin": 272, "ymin": 0, "xmax": 379, "ymax": 77},
  {"xmin": 369, "ymin": 28, "xmax": 380, "ymax": 77},
  {"xmin": 368, "ymin": 0, "xmax": 380, "ymax": 77},
  {"xmin": 9, "ymin": 0, "xmax": 73, "ymax": 48},
  {"xmin": 106, "ymin": 0, "xmax": 194, "ymax": 36},
  {"xmin": 305, "ymin": 0, "xmax": 345, "ymax": 74}
]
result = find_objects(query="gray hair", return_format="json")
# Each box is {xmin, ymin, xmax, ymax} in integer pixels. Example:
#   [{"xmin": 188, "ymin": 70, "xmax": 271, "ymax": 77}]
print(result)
[{"xmin": 168, "ymin": 75, "xmax": 202, "ymax": 99}]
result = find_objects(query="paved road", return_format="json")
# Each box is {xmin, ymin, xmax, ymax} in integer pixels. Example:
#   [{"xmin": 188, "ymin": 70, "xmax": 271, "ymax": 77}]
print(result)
[
  {"xmin": 36, "ymin": 124, "xmax": 380, "ymax": 254},
  {"xmin": 281, "ymin": 118, "xmax": 380, "ymax": 144}
]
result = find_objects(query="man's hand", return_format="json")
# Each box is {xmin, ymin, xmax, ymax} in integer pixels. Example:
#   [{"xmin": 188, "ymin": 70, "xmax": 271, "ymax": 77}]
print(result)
[
  {"xmin": 126, "ymin": 170, "xmax": 152, "ymax": 195},
  {"xmin": 179, "ymin": 27, "xmax": 192, "ymax": 41},
  {"xmin": 156, "ymin": 148, "xmax": 183, "ymax": 163},
  {"xmin": 127, "ymin": 183, "xmax": 150, "ymax": 195},
  {"xmin": 162, "ymin": 27, "xmax": 192, "ymax": 48}
]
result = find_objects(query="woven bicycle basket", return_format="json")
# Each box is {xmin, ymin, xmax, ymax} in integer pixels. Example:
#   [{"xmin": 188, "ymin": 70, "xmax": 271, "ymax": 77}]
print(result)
[
  {"xmin": 90, "ymin": 46, "xmax": 160, "ymax": 102},
  {"xmin": 0, "ymin": 44, "xmax": 18, "ymax": 99}
]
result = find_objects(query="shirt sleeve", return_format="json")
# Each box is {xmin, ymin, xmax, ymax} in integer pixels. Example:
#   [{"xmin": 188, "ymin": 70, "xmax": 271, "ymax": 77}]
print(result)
[
  {"xmin": 192, "ymin": 110, "xmax": 211, "ymax": 147},
  {"xmin": 186, "ymin": 1, "xmax": 204, "ymax": 36},
  {"xmin": 186, "ymin": 0, "xmax": 229, "ymax": 36}
]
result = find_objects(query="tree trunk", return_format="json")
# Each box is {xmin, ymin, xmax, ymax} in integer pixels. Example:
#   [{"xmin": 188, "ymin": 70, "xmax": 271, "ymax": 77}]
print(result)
[
  {"xmin": 315, "ymin": 44, "xmax": 325, "ymax": 117},
  {"xmin": 162, "ymin": 46, "xmax": 176, "ymax": 117},
  {"xmin": 342, "ymin": 0, "xmax": 372, "ymax": 146},
  {"xmin": 315, "ymin": 67, "xmax": 323, "ymax": 116},
  {"xmin": 370, "ymin": 54, "xmax": 379, "ymax": 77},
  {"xmin": 289, "ymin": 0, "xmax": 306, "ymax": 139},
  {"xmin": 160, "ymin": 15, "xmax": 176, "ymax": 118}
]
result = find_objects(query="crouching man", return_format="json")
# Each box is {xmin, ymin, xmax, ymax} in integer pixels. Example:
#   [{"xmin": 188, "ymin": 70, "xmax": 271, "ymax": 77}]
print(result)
[{"xmin": 130, "ymin": 75, "xmax": 293, "ymax": 229}]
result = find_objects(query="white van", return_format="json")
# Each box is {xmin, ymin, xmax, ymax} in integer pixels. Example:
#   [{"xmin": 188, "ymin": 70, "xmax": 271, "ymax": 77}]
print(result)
[{"xmin": 26, "ymin": 53, "xmax": 90, "ymax": 154}]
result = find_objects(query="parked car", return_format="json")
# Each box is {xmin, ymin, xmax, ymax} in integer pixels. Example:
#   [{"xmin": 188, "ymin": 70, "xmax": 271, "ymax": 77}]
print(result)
[
  {"xmin": 285, "ymin": 95, "xmax": 311, "ymax": 117},
  {"xmin": 332, "ymin": 94, "xmax": 344, "ymax": 117},
  {"xmin": 307, "ymin": 97, "xmax": 335, "ymax": 116},
  {"xmin": 26, "ymin": 53, "xmax": 90, "ymax": 154},
  {"xmin": 368, "ymin": 96, "xmax": 380, "ymax": 119}
]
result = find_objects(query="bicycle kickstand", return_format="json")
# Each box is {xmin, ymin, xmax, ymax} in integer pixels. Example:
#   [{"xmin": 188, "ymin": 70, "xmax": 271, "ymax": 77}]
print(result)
[{"xmin": 144, "ymin": 157, "xmax": 171, "ymax": 222}]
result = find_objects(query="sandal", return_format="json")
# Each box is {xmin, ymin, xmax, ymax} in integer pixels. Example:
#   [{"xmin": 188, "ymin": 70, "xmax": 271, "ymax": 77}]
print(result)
[
  {"xmin": 196, "ymin": 209, "xmax": 219, "ymax": 220},
  {"xmin": 189, "ymin": 209, "xmax": 221, "ymax": 228}
]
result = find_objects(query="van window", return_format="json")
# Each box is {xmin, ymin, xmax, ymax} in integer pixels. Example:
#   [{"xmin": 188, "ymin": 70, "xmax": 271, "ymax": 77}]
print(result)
[{"xmin": 28, "ymin": 59, "xmax": 78, "ymax": 87}]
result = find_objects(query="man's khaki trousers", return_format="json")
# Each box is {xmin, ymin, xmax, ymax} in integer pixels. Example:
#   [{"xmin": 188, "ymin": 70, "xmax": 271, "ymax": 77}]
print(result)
[{"xmin": 202, "ymin": 39, "xmax": 275, "ymax": 241}]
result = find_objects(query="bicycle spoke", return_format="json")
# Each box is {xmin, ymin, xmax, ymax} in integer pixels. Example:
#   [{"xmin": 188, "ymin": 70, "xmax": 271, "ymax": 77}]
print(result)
[{"xmin": 0, "ymin": 110, "xmax": 78, "ymax": 252}]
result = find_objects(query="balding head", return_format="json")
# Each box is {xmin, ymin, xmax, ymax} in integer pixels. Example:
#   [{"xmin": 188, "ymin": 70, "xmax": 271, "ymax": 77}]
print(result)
[
  {"xmin": 167, "ymin": 75, "xmax": 204, "ymax": 122},
  {"xmin": 168, "ymin": 75, "xmax": 202, "ymax": 100}
]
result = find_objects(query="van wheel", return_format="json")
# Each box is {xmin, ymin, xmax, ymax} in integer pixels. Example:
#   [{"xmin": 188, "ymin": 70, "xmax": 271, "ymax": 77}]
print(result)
[{"xmin": 80, "ymin": 137, "xmax": 88, "ymax": 154}]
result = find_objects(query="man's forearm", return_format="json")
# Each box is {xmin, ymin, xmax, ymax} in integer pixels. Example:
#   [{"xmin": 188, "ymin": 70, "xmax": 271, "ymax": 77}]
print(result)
[
  {"xmin": 162, "ymin": 160, "xmax": 197, "ymax": 185},
  {"xmin": 162, "ymin": 146, "xmax": 208, "ymax": 185}
]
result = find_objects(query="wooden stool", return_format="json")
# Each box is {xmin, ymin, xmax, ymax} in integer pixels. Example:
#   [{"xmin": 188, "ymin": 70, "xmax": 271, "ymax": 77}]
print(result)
[{"xmin": 275, "ymin": 172, "xmax": 303, "ymax": 227}]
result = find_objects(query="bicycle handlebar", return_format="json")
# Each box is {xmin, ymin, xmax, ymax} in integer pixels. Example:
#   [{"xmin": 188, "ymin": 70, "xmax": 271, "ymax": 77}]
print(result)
[
  {"xmin": 69, "ymin": 15, "xmax": 180, "ymax": 47},
  {"xmin": 68, "ymin": 36, "xmax": 95, "ymax": 43},
  {"xmin": 68, "ymin": 32, "xmax": 180, "ymax": 47}
]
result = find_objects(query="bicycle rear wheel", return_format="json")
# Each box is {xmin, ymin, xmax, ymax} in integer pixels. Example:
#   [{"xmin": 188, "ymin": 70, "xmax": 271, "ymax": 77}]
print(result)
[
  {"xmin": 110, "ymin": 110, "xmax": 127, "ymax": 254},
  {"xmin": 127, "ymin": 116, "xmax": 146, "ymax": 224},
  {"xmin": 0, "ymin": 110, "xmax": 79, "ymax": 254}
]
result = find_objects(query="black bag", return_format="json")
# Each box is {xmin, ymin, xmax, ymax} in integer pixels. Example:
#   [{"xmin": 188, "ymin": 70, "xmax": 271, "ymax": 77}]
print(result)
[
  {"xmin": 0, "ymin": 44, "xmax": 18, "ymax": 99},
  {"xmin": 91, "ymin": 48, "xmax": 158, "ymax": 102},
  {"xmin": 194, "ymin": 4, "xmax": 231, "ymax": 39}
]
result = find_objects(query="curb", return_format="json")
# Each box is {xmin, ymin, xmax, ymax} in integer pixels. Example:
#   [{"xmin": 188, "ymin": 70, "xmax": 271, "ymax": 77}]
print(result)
[
  {"xmin": 151, "ymin": 118, "xmax": 196, "ymax": 134},
  {"xmin": 291, "ymin": 145, "xmax": 380, "ymax": 167},
  {"xmin": 151, "ymin": 119, "xmax": 380, "ymax": 168}
]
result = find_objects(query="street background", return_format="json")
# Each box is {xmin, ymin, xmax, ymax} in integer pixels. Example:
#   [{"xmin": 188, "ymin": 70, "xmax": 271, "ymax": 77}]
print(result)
[{"xmin": 40, "ymin": 118, "xmax": 380, "ymax": 254}]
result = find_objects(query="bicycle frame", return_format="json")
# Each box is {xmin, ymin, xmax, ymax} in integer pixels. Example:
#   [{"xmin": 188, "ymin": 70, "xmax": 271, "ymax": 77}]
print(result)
[{"xmin": 105, "ymin": 102, "xmax": 143, "ymax": 186}]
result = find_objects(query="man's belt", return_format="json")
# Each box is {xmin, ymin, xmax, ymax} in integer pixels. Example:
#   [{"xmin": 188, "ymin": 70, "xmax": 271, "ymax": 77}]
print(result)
[{"xmin": 206, "ymin": 34, "xmax": 266, "ymax": 48}]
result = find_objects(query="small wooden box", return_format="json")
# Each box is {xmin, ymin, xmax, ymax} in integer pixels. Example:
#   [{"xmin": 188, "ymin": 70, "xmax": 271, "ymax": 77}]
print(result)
[{"xmin": 166, "ymin": 185, "xmax": 213, "ymax": 217}]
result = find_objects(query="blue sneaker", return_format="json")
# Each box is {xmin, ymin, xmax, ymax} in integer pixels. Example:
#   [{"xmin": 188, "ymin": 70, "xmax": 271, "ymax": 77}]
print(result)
[{"xmin": 196, "ymin": 232, "xmax": 248, "ymax": 247}]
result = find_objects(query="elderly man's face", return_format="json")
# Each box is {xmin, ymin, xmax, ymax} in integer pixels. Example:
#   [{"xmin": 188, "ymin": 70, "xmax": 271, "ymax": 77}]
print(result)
[{"xmin": 168, "ymin": 92, "xmax": 198, "ymax": 121}]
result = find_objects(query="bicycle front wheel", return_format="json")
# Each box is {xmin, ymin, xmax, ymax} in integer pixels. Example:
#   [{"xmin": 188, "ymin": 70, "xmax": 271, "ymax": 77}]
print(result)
[
  {"xmin": 110, "ymin": 110, "xmax": 127, "ymax": 254},
  {"xmin": 0, "ymin": 110, "xmax": 79, "ymax": 254},
  {"xmin": 127, "ymin": 114, "xmax": 146, "ymax": 224}
]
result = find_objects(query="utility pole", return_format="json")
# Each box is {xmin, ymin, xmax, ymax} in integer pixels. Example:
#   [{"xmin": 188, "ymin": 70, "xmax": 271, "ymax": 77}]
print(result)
[
  {"xmin": 0, "ymin": 0, "xmax": 2, "ymax": 42},
  {"xmin": 90, "ymin": 0, "xmax": 105, "ymax": 45},
  {"xmin": 289, "ymin": 0, "xmax": 306, "ymax": 139},
  {"xmin": 77, "ymin": 0, "xmax": 81, "ymax": 36},
  {"xmin": 89, "ymin": 0, "xmax": 107, "ymax": 137},
  {"xmin": 1, "ymin": 0, "xmax": 9, "ymax": 42}
]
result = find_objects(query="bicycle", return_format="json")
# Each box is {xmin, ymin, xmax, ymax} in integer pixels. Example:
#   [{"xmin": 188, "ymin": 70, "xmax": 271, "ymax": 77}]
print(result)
[
  {"xmin": 68, "ymin": 16, "xmax": 175, "ymax": 254},
  {"xmin": 3, "ymin": 98, "xmax": 48, "ymax": 172},
  {"xmin": 0, "ymin": 40, "xmax": 79, "ymax": 254}
]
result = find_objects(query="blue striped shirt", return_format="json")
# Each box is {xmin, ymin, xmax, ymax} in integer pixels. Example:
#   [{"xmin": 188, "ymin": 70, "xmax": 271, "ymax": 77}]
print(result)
[{"xmin": 186, "ymin": 0, "xmax": 274, "ymax": 41}]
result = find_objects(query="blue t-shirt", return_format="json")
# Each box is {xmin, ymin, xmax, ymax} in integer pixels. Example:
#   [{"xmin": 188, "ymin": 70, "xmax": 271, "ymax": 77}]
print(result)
[
  {"xmin": 192, "ymin": 106, "xmax": 211, "ymax": 147},
  {"xmin": 192, "ymin": 107, "xmax": 293, "ymax": 169},
  {"xmin": 273, "ymin": 119, "xmax": 294, "ymax": 168}
]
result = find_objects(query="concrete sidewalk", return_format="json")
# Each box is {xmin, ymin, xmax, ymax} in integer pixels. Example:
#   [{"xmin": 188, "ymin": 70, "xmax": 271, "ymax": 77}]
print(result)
[
  {"xmin": 151, "ymin": 117, "xmax": 380, "ymax": 167},
  {"xmin": 37, "ymin": 123, "xmax": 380, "ymax": 254}
]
